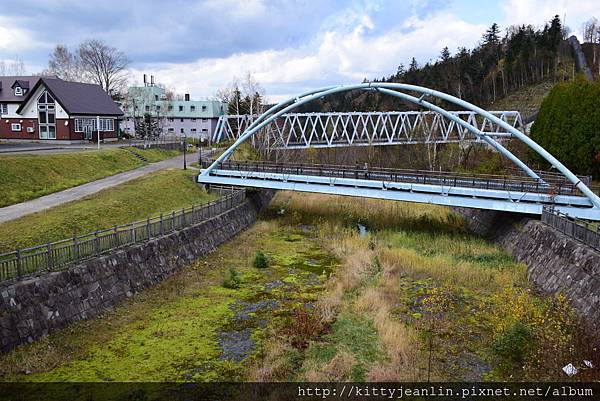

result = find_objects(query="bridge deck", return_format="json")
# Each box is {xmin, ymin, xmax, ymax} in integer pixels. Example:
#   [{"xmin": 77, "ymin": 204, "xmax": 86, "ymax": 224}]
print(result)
[{"xmin": 198, "ymin": 161, "xmax": 600, "ymax": 220}]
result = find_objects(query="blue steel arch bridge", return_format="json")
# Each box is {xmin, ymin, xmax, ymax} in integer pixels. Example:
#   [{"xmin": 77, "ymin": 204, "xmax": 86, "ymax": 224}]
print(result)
[{"xmin": 198, "ymin": 83, "xmax": 600, "ymax": 221}]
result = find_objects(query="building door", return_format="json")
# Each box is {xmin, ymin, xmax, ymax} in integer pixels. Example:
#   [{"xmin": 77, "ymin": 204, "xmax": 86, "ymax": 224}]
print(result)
[{"xmin": 84, "ymin": 125, "xmax": 93, "ymax": 140}]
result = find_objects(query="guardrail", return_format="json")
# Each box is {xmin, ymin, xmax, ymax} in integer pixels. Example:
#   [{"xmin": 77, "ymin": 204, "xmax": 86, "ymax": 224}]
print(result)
[
  {"xmin": 202, "ymin": 160, "xmax": 583, "ymax": 196},
  {"xmin": 542, "ymin": 207, "xmax": 600, "ymax": 251},
  {"xmin": 0, "ymin": 189, "xmax": 246, "ymax": 283}
]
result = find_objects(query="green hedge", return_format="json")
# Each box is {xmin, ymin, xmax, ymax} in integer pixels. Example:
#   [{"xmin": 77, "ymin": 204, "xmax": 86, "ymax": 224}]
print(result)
[{"xmin": 530, "ymin": 76, "xmax": 600, "ymax": 177}]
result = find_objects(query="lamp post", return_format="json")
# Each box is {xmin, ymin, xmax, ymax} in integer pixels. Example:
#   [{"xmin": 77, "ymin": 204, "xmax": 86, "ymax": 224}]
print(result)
[
  {"xmin": 198, "ymin": 136, "xmax": 204, "ymax": 168},
  {"xmin": 183, "ymin": 133, "xmax": 187, "ymax": 170}
]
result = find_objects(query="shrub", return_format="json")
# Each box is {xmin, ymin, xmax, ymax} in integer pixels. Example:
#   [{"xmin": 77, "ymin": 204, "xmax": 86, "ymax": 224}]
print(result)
[
  {"xmin": 222, "ymin": 267, "xmax": 241, "ymax": 289},
  {"xmin": 530, "ymin": 76, "xmax": 600, "ymax": 177},
  {"xmin": 491, "ymin": 320, "xmax": 534, "ymax": 371},
  {"xmin": 252, "ymin": 250, "xmax": 269, "ymax": 269}
]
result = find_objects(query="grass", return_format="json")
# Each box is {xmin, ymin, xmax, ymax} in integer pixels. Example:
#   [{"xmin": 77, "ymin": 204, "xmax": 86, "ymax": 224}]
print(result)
[
  {"xmin": 0, "ymin": 147, "xmax": 180, "ymax": 207},
  {"xmin": 0, "ymin": 190, "xmax": 595, "ymax": 383},
  {"xmin": 256, "ymin": 192, "xmax": 597, "ymax": 381},
  {"xmin": 0, "ymin": 169, "xmax": 216, "ymax": 253}
]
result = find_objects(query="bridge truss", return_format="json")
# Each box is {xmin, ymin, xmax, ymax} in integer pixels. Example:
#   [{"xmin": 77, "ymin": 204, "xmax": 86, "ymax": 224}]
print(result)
[
  {"xmin": 212, "ymin": 110, "xmax": 523, "ymax": 148},
  {"xmin": 199, "ymin": 83, "xmax": 600, "ymax": 221}
]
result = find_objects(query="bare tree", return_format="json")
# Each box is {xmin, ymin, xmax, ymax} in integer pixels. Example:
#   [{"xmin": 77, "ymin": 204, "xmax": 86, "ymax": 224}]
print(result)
[
  {"xmin": 582, "ymin": 17, "xmax": 599, "ymax": 43},
  {"xmin": 0, "ymin": 57, "xmax": 25, "ymax": 75},
  {"xmin": 78, "ymin": 39, "xmax": 130, "ymax": 94},
  {"xmin": 241, "ymin": 71, "xmax": 265, "ymax": 115},
  {"xmin": 44, "ymin": 45, "xmax": 86, "ymax": 81}
]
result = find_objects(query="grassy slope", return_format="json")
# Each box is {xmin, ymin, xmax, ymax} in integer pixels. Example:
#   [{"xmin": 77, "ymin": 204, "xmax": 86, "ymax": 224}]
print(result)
[
  {"xmin": 0, "ymin": 169, "xmax": 216, "ymax": 253},
  {"xmin": 487, "ymin": 80, "xmax": 556, "ymax": 118},
  {"xmin": 0, "ymin": 147, "xmax": 180, "ymax": 207},
  {"xmin": 1, "ymin": 193, "xmax": 593, "ymax": 382}
]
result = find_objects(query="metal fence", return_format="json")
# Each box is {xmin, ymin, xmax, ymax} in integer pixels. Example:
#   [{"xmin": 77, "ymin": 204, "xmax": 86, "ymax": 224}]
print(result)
[
  {"xmin": 0, "ymin": 189, "xmax": 246, "ymax": 283},
  {"xmin": 541, "ymin": 207, "xmax": 600, "ymax": 251},
  {"xmin": 202, "ymin": 160, "xmax": 583, "ymax": 196}
]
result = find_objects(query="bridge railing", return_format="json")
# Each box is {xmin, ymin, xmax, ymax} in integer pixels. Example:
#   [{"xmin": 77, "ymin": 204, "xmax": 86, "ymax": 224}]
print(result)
[
  {"xmin": 0, "ymin": 188, "xmax": 245, "ymax": 283},
  {"xmin": 202, "ymin": 160, "xmax": 582, "ymax": 196},
  {"xmin": 542, "ymin": 207, "xmax": 600, "ymax": 251}
]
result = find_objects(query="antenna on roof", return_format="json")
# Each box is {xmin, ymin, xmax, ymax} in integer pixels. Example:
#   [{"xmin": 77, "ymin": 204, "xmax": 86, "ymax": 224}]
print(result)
[
  {"xmin": 143, "ymin": 74, "xmax": 147, "ymax": 87},
  {"xmin": 151, "ymin": 75, "xmax": 155, "ymax": 86}
]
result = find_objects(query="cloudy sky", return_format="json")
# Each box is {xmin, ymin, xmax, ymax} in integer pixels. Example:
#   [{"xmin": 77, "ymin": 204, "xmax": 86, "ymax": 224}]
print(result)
[{"xmin": 1, "ymin": 0, "xmax": 599, "ymax": 101}]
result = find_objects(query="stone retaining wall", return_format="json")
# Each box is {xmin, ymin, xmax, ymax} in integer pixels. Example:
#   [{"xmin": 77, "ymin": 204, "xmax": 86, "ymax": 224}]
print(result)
[
  {"xmin": 455, "ymin": 207, "xmax": 600, "ymax": 330},
  {"xmin": 0, "ymin": 190, "xmax": 273, "ymax": 353}
]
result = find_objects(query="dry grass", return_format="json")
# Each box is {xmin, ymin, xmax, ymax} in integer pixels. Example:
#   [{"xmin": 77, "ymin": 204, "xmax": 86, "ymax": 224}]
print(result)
[
  {"xmin": 303, "ymin": 347, "xmax": 357, "ymax": 382},
  {"xmin": 377, "ymin": 247, "xmax": 522, "ymax": 291},
  {"xmin": 355, "ymin": 267, "xmax": 422, "ymax": 381}
]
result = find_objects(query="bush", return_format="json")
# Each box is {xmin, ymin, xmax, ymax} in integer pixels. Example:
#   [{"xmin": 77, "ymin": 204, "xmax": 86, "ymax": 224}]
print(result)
[
  {"xmin": 491, "ymin": 320, "xmax": 534, "ymax": 371},
  {"xmin": 530, "ymin": 76, "xmax": 600, "ymax": 177},
  {"xmin": 252, "ymin": 250, "xmax": 269, "ymax": 269},
  {"xmin": 222, "ymin": 267, "xmax": 241, "ymax": 289}
]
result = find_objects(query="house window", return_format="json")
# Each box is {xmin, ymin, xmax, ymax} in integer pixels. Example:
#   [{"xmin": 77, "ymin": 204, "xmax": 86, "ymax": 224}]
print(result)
[
  {"xmin": 74, "ymin": 118, "xmax": 113, "ymax": 133},
  {"xmin": 14, "ymin": 87, "xmax": 22, "ymax": 96},
  {"xmin": 11, "ymin": 123, "xmax": 21, "ymax": 131},
  {"xmin": 180, "ymin": 128, "xmax": 184, "ymax": 133},
  {"xmin": 0, "ymin": 104, "xmax": 7, "ymax": 115},
  {"xmin": 191, "ymin": 128, "xmax": 197, "ymax": 132},
  {"xmin": 191, "ymin": 118, "xmax": 196, "ymax": 121},
  {"xmin": 201, "ymin": 105, "xmax": 207, "ymax": 111},
  {"xmin": 156, "ymin": 105, "xmax": 161, "ymax": 112},
  {"xmin": 154, "ymin": 95, "xmax": 159, "ymax": 101},
  {"xmin": 145, "ymin": 105, "xmax": 150, "ymax": 111},
  {"xmin": 168, "ymin": 105, "xmax": 173, "ymax": 111},
  {"xmin": 38, "ymin": 91, "xmax": 56, "ymax": 139},
  {"xmin": 168, "ymin": 128, "xmax": 174, "ymax": 132},
  {"xmin": 190, "ymin": 106, "xmax": 196, "ymax": 112},
  {"xmin": 180, "ymin": 118, "xmax": 184, "ymax": 122},
  {"xmin": 179, "ymin": 106, "xmax": 183, "ymax": 112},
  {"xmin": 201, "ymin": 128, "xmax": 208, "ymax": 132}
]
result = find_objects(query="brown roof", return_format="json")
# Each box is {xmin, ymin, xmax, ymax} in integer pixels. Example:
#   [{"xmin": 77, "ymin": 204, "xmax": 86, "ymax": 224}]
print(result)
[
  {"xmin": 17, "ymin": 78, "xmax": 124, "ymax": 116},
  {"xmin": 0, "ymin": 76, "xmax": 41, "ymax": 102}
]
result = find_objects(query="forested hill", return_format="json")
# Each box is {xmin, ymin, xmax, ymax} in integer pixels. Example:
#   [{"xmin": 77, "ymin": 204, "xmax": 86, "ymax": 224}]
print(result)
[{"xmin": 298, "ymin": 15, "xmax": 575, "ymax": 113}]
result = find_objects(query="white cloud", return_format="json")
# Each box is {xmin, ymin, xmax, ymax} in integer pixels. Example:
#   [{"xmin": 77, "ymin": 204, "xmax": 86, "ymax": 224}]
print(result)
[
  {"xmin": 134, "ymin": 10, "xmax": 485, "ymax": 102},
  {"xmin": 0, "ymin": 17, "xmax": 41, "ymax": 52}
]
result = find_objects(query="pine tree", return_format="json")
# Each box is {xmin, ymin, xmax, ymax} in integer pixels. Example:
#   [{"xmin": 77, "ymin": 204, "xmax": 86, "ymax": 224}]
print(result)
[{"xmin": 440, "ymin": 47, "xmax": 451, "ymax": 62}]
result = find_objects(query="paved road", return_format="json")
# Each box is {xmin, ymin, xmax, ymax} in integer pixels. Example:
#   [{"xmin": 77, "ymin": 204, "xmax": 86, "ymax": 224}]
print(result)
[{"xmin": 0, "ymin": 152, "xmax": 212, "ymax": 224}]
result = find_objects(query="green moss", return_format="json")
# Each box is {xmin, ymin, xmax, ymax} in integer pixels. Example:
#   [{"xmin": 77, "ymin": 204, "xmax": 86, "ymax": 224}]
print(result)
[{"xmin": 31, "ymin": 296, "xmax": 234, "ymax": 382}]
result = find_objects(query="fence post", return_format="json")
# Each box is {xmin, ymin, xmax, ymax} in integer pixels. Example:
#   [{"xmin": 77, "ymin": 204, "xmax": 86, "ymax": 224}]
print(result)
[
  {"xmin": 95, "ymin": 231, "xmax": 100, "ymax": 255},
  {"xmin": 113, "ymin": 226, "xmax": 118, "ymax": 247},
  {"xmin": 146, "ymin": 217, "xmax": 151, "ymax": 240},
  {"xmin": 182, "ymin": 208, "xmax": 186, "ymax": 226},
  {"xmin": 46, "ymin": 243, "xmax": 53, "ymax": 271},
  {"xmin": 74, "ymin": 235, "xmax": 79, "ymax": 261},
  {"xmin": 160, "ymin": 213, "xmax": 164, "ymax": 235},
  {"xmin": 171, "ymin": 210, "xmax": 175, "ymax": 231},
  {"xmin": 15, "ymin": 248, "xmax": 22, "ymax": 278},
  {"xmin": 131, "ymin": 224, "xmax": 136, "ymax": 244}
]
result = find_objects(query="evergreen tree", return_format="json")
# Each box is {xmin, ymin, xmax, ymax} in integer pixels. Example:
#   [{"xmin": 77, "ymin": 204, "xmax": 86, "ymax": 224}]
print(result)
[{"xmin": 440, "ymin": 46, "xmax": 451, "ymax": 62}]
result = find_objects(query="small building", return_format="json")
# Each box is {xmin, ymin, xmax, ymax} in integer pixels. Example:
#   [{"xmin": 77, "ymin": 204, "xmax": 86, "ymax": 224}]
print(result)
[
  {"xmin": 120, "ymin": 75, "xmax": 227, "ymax": 140},
  {"xmin": 0, "ymin": 76, "xmax": 123, "ymax": 142}
]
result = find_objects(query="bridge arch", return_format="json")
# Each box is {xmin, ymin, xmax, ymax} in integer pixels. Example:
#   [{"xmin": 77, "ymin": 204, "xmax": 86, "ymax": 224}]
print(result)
[{"xmin": 201, "ymin": 83, "xmax": 600, "ymax": 209}]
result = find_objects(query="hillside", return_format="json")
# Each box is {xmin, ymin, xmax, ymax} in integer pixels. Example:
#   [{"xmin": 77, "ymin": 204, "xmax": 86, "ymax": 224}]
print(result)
[{"xmin": 487, "ymin": 80, "xmax": 556, "ymax": 119}]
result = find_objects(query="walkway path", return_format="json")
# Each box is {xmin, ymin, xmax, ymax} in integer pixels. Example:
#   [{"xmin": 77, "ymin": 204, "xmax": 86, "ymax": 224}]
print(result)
[{"xmin": 0, "ymin": 151, "xmax": 211, "ymax": 224}]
